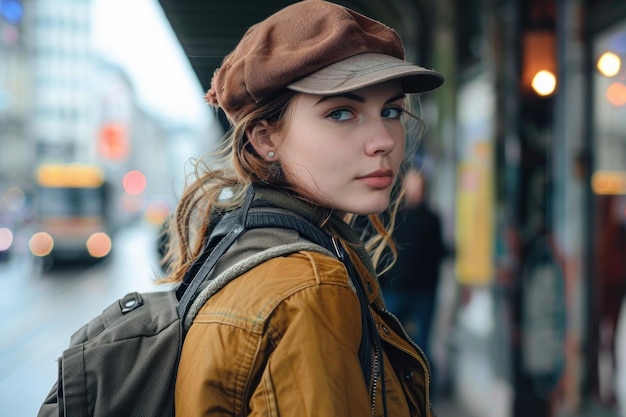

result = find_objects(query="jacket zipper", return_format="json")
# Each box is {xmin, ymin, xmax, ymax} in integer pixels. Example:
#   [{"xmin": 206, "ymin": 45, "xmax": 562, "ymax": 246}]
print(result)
[
  {"xmin": 370, "ymin": 348, "xmax": 380, "ymax": 416},
  {"xmin": 332, "ymin": 236, "xmax": 435, "ymax": 416},
  {"xmin": 332, "ymin": 237, "xmax": 381, "ymax": 416}
]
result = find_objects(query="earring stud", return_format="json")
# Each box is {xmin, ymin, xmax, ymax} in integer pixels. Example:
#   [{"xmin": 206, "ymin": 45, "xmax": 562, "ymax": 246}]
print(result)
[{"xmin": 268, "ymin": 151, "xmax": 275, "ymax": 158}]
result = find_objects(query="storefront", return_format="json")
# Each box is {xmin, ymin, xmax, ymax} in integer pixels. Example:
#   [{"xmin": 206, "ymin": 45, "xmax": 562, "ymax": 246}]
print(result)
[
  {"xmin": 588, "ymin": 12, "xmax": 626, "ymax": 407},
  {"xmin": 447, "ymin": 0, "xmax": 626, "ymax": 415}
]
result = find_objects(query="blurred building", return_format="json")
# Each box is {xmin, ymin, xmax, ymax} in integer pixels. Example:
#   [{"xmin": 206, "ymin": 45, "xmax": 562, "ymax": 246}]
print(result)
[
  {"xmin": 26, "ymin": 0, "xmax": 95, "ymax": 163},
  {"xmin": 0, "ymin": 0, "xmax": 31, "ymax": 192},
  {"xmin": 0, "ymin": 0, "xmax": 217, "ymax": 263}
]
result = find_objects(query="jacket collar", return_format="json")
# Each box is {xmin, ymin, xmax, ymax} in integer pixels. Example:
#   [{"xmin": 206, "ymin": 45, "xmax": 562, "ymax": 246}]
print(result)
[{"xmin": 252, "ymin": 184, "xmax": 382, "ymax": 305}]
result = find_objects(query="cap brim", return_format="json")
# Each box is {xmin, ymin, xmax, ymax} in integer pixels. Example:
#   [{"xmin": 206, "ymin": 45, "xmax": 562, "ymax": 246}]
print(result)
[{"xmin": 287, "ymin": 52, "xmax": 444, "ymax": 95}]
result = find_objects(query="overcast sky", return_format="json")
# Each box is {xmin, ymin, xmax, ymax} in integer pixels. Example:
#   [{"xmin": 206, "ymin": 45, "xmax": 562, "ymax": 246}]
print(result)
[{"xmin": 91, "ymin": 0, "xmax": 212, "ymax": 130}]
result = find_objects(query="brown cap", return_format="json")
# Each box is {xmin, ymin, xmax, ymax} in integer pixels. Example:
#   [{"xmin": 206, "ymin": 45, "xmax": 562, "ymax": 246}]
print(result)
[{"xmin": 206, "ymin": 0, "xmax": 444, "ymax": 122}]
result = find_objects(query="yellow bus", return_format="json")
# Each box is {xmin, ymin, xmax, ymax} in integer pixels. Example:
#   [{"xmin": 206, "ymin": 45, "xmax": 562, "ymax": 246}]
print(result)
[{"xmin": 29, "ymin": 163, "xmax": 112, "ymax": 262}]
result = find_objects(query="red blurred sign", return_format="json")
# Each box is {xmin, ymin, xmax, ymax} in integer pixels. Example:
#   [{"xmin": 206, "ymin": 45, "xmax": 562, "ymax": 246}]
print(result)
[{"xmin": 98, "ymin": 123, "xmax": 129, "ymax": 160}]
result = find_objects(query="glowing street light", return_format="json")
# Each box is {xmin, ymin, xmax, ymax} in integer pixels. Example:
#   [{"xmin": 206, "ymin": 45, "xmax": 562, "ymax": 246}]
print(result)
[
  {"xmin": 531, "ymin": 70, "xmax": 557, "ymax": 96},
  {"xmin": 597, "ymin": 52, "xmax": 621, "ymax": 77}
]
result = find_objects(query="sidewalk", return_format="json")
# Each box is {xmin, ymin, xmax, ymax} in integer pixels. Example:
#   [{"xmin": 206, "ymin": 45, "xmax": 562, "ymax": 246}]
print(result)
[
  {"xmin": 432, "ymin": 397, "xmax": 619, "ymax": 417},
  {"xmin": 432, "ymin": 398, "xmax": 467, "ymax": 416},
  {"xmin": 429, "ymin": 267, "xmax": 621, "ymax": 417}
]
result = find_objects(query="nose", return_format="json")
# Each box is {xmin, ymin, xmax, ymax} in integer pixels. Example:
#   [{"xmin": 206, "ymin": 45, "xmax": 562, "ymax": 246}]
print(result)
[{"xmin": 364, "ymin": 120, "xmax": 400, "ymax": 156}]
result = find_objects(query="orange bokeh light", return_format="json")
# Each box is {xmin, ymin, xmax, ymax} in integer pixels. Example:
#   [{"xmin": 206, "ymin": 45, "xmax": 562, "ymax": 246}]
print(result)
[
  {"xmin": 86, "ymin": 233, "xmax": 112, "ymax": 258},
  {"xmin": 606, "ymin": 82, "xmax": 626, "ymax": 106},
  {"xmin": 29, "ymin": 232, "xmax": 54, "ymax": 257}
]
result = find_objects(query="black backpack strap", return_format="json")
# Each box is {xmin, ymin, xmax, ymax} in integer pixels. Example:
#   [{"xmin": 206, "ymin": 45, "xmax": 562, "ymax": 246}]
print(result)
[
  {"xmin": 175, "ymin": 212, "xmax": 241, "ymax": 300},
  {"xmin": 176, "ymin": 186, "xmax": 255, "ymax": 319}
]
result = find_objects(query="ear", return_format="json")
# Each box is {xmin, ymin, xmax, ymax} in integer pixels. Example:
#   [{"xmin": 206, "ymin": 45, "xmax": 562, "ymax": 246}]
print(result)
[{"xmin": 246, "ymin": 121, "xmax": 280, "ymax": 162}]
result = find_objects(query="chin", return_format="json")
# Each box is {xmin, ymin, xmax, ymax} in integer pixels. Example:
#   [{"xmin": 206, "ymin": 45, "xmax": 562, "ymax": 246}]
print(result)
[
  {"xmin": 332, "ymin": 191, "xmax": 391, "ymax": 216},
  {"xmin": 346, "ymin": 201, "xmax": 390, "ymax": 216}
]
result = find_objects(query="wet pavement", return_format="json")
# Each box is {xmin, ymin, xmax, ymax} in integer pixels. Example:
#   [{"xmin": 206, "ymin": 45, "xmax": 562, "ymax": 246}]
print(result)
[{"xmin": 427, "ymin": 262, "xmax": 621, "ymax": 417}]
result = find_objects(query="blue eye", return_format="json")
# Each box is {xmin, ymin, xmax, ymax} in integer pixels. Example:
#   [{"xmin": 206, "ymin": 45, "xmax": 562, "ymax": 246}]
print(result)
[
  {"xmin": 382, "ymin": 107, "xmax": 403, "ymax": 119},
  {"xmin": 328, "ymin": 109, "xmax": 355, "ymax": 121}
]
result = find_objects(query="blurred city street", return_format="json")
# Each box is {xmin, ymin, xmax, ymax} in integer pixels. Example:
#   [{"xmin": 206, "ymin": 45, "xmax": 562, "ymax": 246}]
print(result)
[{"xmin": 0, "ymin": 220, "xmax": 167, "ymax": 416}]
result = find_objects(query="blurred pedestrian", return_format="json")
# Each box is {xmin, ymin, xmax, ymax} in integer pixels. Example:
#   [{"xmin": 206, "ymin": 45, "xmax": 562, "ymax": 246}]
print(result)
[
  {"xmin": 381, "ymin": 169, "xmax": 448, "ymax": 392},
  {"xmin": 159, "ymin": 1, "xmax": 445, "ymax": 416}
]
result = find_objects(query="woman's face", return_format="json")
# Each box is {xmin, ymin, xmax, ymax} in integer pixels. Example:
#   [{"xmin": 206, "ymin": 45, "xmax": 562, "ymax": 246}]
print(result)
[{"xmin": 273, "ymin": 81, "xmax": 406, "ymax": 216}]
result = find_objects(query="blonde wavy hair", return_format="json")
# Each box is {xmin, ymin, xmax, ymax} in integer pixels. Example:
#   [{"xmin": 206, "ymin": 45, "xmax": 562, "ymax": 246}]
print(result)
[{"xmin": 159, "ymin": 89, "xmax": 425, "ymax": 284}]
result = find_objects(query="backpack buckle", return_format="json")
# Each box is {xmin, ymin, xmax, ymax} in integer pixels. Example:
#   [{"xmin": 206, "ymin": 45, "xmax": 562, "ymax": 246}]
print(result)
[{"xmin": 120, "ymin": 292, "xmax": 144, "ymax": 314}]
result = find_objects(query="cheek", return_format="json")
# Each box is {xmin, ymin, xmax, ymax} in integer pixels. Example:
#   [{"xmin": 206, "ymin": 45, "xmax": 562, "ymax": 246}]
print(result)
[
  {"xmin": 281, "ymin": 127, "xmax": 339, "ymax": 169},
  {"xmin": 392, "ymin": 135, "xmax": 406, "ymax": 163},
  {"xmin": 278, "ymin": 137, "xmax": 324, "ymax": 180},
  {"xmin": 280, "ymin": 140, "xmax": 349, "ymax": 192}
]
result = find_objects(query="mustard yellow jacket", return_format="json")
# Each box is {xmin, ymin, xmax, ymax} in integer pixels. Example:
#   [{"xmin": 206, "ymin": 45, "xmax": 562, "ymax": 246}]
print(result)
[{"xmin": 175, "ymin": 188, "xmax": 433, "ymax": 417}]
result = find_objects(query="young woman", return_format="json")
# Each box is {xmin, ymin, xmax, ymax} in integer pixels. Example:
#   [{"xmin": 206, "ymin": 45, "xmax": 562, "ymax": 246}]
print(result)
[{"xmin": 163, "ymin": 1, "xmax": 444, "ymax": 415}]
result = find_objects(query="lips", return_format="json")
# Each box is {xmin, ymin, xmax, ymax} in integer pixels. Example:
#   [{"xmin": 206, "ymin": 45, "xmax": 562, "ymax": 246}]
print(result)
[{"xmin": 357, "ymin": 170, "xmax": 394, "ymax": 189}]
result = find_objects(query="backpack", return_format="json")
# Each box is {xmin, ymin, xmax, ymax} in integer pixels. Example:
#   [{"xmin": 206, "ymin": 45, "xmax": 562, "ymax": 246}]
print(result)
[{"xmin": 38, "ymin": 186, "xmax": 378, "ymax": 417}]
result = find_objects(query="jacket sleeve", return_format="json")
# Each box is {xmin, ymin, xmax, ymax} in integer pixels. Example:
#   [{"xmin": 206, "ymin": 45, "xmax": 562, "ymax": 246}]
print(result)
[
  {"xmin": 175, "ymin": 251, "xmax": 373, "ymax": 417},
  {"xmin": 252, "ymin": 278, "xmax": 371, "ymax": 416}
]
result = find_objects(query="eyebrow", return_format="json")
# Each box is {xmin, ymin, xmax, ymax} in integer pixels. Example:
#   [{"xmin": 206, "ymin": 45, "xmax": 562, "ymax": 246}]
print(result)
[
  {"xmin": 386, "ymin": 93, "xmax": 406, "ymax": 104},
  {"xmin": 315, "ymin": 92, "xmax": 406, "ymax": 105}
]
